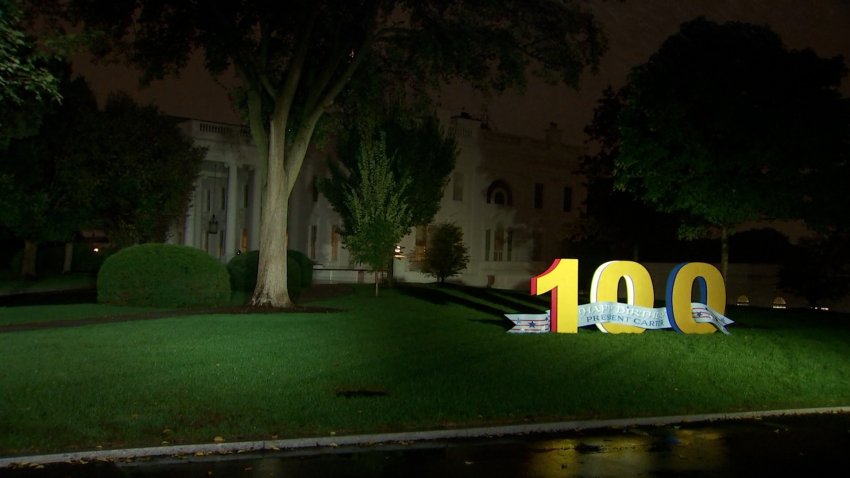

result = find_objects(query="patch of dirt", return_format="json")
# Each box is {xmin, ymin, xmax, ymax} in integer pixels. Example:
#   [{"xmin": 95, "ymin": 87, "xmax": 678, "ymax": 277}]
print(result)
[{"xmin": 0, "ymin": 284, "xmax": 355, "ymax": 333}]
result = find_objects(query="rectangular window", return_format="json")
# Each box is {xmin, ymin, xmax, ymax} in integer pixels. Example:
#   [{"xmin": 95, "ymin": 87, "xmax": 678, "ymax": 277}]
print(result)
[
  {"xmin": 453, "ymin": 172, "xmax": 464, "ymax": 201},
  {"xmin": 494, "ymin": 228, "xmax": 504, "ymax": 262},
  {"xmin": 506, "ymin": 229, "xmax": 513, "ymax": 262},
  {"xmin": 563, "ymin": 186, "xmax": 573, "ymax": 212},
  {"xmin": 484, "ymin": 229, "xmax": 491, "ymax": 262},
  {"xmin": 205, "ymin": 188, "xmax": 211, "ymax": 212},
  {"xmin": 309, "ymin": 225, "xmax": 317, "ymax": 260},
  {"xmin": 243, "ymin": 183, "xmax": 250, "ymax": 209},
  {"xmin": 240, "ymin": 228, "xmax": 249, "ymax": 251},
  {"xmin": 414, "ymin": 224, "xmax": 428, "ymax": 262},
  {"xmin": 532, "ymin": 232, "xmax": 542, "ymax": 261},
  {"xmin": 331, "ymin": 225, "xmax": 340, "ymax": 262},
  {"xmin": 534, "ymin": 183, "xmax": 544, "ymax": 209},
  {"xmin": 221, "ymin": 186, "xmax": 227, "ymax": 210}
]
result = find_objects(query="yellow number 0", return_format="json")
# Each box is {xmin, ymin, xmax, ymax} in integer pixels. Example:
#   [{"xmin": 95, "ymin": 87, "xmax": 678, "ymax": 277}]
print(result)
[{"xmin": 666, "ymin": 262, "xmax": 726, "ymax": 334}]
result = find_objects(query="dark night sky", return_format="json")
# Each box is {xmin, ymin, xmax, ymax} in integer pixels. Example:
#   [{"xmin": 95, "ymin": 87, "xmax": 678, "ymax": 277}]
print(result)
[{"xmin": 72, "ymin": 0, "xmax": 850, "ymax": 144}]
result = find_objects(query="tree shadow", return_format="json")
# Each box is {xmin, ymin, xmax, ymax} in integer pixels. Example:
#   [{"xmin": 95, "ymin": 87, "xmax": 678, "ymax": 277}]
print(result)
[{"xmin": 397, "ymin": 284, "xmax": 547, "ymax": 330}]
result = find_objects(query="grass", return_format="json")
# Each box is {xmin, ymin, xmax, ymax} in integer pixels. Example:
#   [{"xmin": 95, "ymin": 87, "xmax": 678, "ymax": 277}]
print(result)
[
  {"xmin": 0, "ymin": 283, "xmax": 849, "ymax": 457},
  {"xmin": 0, "ymin": 272, "xmax": 96, "ymax": 294},
  {"xmin": 0, "ymin": 303, "xmax": 166, "ymax": 327}
]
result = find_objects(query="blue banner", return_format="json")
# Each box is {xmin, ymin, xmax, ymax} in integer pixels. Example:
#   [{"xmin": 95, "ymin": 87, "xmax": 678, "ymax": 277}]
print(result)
[{"xmin": 506, "ymin": 303, "xmax": 733, "ymax": 334}]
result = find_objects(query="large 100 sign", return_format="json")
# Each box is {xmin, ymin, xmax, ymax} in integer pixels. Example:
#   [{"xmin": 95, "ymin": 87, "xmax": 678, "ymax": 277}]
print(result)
[{"xmin": 506, "ymin": 259, "xmax": 733, "ymax": 335}]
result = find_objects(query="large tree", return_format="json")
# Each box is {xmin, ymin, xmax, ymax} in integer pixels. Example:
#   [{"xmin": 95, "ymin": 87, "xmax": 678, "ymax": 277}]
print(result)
[
  {"xmin": 586, "ymin": 17, "xmax": 850, "ymax": 278},
  {"xmin": 94, "ymin": 93, "xmax": 206, "ymax": 246},
  {"xmin": 62, "ymin": 0, "xmax": 606, "ymax": 307},
  {"xmin": 0, "ymin": 70, "xmax": 204, "ymax": 277},
  {"xmin": 0, "ymin": 71, "xmax": 99, "ymax": 277}
]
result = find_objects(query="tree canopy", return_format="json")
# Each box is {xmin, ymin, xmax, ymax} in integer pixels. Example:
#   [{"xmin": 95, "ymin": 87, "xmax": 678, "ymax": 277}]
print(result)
[
  {"xmin": 320, "ymin": 101, "xmax": 457, "ymax": 236},
  {"xmin": 61, "ymin": 0, "xmax": 607, "ymax": 307},
  {"xmin": 421, "ymin": 222, "xmax": 470, "ymax": 284},
  {"xmin": 0, "ymin": 70, "xmax": 98, "ymax": 276},
  {"xmin": 0, "ymin": 0, "xmax": 62, "ymax": 147},
  {"xmin": 0, "ymin": 70, "xmax": 204, "ymax": 277},
  {"xmin": 94, "ymin": 93, "xmax": 206, "ymax": 246},
  {"xmin": 584, "ymin": 17, "xmax": 850, "ymax": 276},
  {"xmin": 337, "ymin": 132, "xmax": 411, "ymax": 296}
]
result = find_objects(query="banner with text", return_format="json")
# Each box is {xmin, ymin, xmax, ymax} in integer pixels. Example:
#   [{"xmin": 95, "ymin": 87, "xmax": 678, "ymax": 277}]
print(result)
[{"xmin": 506, "ymin": 303, "xmax": 733, "ymax": 334}]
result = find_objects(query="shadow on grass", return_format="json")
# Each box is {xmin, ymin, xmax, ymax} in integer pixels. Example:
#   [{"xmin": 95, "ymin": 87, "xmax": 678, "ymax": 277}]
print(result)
[{"xmin": 396, "ymin": 283, "xmax": 549, "ymax": 331}]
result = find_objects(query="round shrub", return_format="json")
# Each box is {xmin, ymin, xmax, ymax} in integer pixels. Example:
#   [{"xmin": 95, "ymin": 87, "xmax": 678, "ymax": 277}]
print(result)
[
  {"xmin": 226, "ymin": 249, "xmax": 308, "ymax": 300},
  {"xmin": 227, "ymin": 250, "xmax": 260, "ymax": 292},
  {"xmin": 287, "ymin": 255, "xmax": 302, "ymax": 299},
  {"xmin": 97, "ymin": 243, "xmax": 230, "ymax": 307},
  {"xmin": 287, "ymin": 249, "xmax": 313, "ymax": 289}
]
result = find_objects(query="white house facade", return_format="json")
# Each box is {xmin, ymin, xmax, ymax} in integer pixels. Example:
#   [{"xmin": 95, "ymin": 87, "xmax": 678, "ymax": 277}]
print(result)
[
  {"xmin": 169, "ymin": 115, "xmax": 846, "ymax": 312},
  {"xmin": 170, "ymin": 113, "xmax": 586, "ymax": 289},
  {"xmin": 169, "ymin": 120, "xmax": 262, "ymax": 261}
]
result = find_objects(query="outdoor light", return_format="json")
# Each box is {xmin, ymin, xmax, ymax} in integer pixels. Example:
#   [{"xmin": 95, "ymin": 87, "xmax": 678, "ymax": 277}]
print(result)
[
  {"xmin": 208, "ymin": 215, "xmax": 219, "ymax": 234},
  {"xmin": 394, "ymin": 244, "xmax": 404, "ymax": 259}
]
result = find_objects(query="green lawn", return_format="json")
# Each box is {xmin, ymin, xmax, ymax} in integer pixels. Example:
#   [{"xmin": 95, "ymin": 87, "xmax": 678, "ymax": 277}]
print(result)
[
  {"xmin": 0, "ymin": 272, "xmax": 95, "ymax": 294},
  {"xmin": 1, "ymin": 283, "xmax": 849, "ymax": 456}
]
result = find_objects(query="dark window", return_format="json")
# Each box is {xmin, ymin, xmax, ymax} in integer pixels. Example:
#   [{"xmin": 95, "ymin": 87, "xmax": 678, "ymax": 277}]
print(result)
[
  {"xmin": 532, "ymin": 232, "xmax": 543, "ymax": 261},
  {"xmin": 534, "ymin": 183, "xmax": 544, "ymax": 209},
  {"xmin": 493, "ymin": 228, "xmax": 504, "ymax": 262},
  {"xmin": 563, "ymin": 186, "xmax": 573, "ymax": 212},
  {"xmin": 484, "ymin": 229, "xmax": 491, "ymax": 262},
  {"xmin": 453, "ymin": 173, "xmax": 464, "ymax": 201}
]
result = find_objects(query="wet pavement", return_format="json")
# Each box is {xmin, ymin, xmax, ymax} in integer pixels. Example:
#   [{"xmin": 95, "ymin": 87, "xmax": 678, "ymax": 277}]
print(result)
[{"xmin": 4, "ymin": 412, "xmax": 849, "ymax": 477}]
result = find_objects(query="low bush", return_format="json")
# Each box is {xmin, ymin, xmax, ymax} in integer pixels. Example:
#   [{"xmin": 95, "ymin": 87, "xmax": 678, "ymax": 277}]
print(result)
[
  {"xmin": 227, "ymin": 250, "xmax": 260, "ymax": 292},
  {"xmin": 287, "ymin": 249, "xmax": 313, "ymax": 289},
  {"xmin": 97, "ymin": 243, "xmax": 230, "ymax": 307},
  {"xmin": 226, "ymin": 249, "xmax": 311, "ymax": 301}
]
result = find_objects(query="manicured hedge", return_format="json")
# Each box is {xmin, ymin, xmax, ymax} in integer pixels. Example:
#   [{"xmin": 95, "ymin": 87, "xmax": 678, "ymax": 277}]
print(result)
[
  {"xmin": 97, "ymin": 243, "xmax": 230, "ymax": 307},
  {"xmin": 227, "ymin": 249, "xmax": 312, "ymax": 300},
  {"xmin": 287, "ymin": 249, "xmax": 314, "ymax": 289}
]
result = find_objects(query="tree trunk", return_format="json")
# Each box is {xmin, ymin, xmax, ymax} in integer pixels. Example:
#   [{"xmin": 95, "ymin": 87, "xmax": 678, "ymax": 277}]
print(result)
[
  {"xmin": 374, "ymin": 271, "xmax": 379, "ymax": 297},
  {"xmin": 385, "ymin": 252, "xmax": 395, "ymax": 288},
  {"xmin": 720, "ymin": 226, "xmax": 729, "ymax": 281},
  {"xmin": 63, "ymin": 241, "xmax": 74, "ymax": 273},
  {"xmin": 21, "ymin": 240, "xmax": 38, "ymax": 278},
  {"xmin": 251, "ymin": 110, "xmax": 293, "ymax": 308}
]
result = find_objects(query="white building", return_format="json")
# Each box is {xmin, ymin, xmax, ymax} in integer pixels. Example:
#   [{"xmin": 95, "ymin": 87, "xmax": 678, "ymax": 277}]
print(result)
[
  {"xmin": 171, "ymin": 113, "xmax": 586, "ymax": 289},
  {"xmin": 170, "ymin": 120, "xmax": 262, "ymax": 260},
  {"xmin": 169, "ymin": 115, "xmax": 850, "ymax": 312}
]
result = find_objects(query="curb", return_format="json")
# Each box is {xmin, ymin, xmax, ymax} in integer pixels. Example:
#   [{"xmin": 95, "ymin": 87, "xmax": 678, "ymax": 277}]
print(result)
[{"xmin": 2, "ymin": 406, "xmax": 849, "ymax": 468}]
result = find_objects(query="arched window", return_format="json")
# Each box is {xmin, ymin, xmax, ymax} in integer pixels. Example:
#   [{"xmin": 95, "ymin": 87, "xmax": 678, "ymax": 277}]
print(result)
[{"xmin": 486, "ymin": 180, "xmax": 513, "ymax": 206}]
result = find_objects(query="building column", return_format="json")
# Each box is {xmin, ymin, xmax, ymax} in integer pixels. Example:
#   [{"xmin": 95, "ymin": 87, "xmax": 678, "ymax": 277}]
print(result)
[
  {"xmin": 224, "ymin": 161, "xmax": 239, "ymax": 261},
  {"xmin": 250, "ymin": 167, "xmax": 262, "ymax": 250},
  {"xmin": 184, "ymin": 179, "xmax": 198, "ymax": 248}
]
